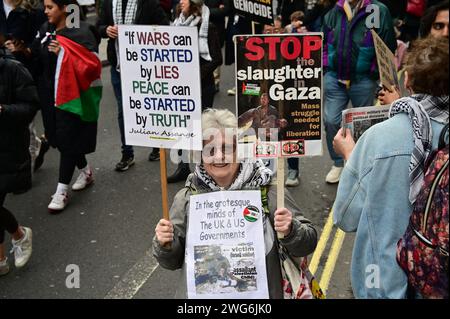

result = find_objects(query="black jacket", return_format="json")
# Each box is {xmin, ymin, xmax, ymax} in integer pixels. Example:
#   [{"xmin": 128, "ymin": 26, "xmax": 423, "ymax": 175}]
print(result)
[
  {"xmin": 0, "ymin": 50, "xmax": 39, "ymax": 194},
  {"xmin": 31, "ymin": 22, "xmax": 100, "ymax": 155},
  {"xmin": 97, "ymin": 0, "xmax": 170, "ymax": 67},
  {"xmin": 200, "ymin": 23, "xmax": 223, "ymax": 89},
  {"xmin": 205, "ymin": 0, "xmax": 231, "ymax": 47},
  {"xmin": 378, "ymin": 0, "xmax": 407, "ymax": 19},
  {"xmin": 0, "ymin": 5, "xmax": 34, "ymax": 45},
  {"xmin": 279, "ymin": 0, "xmax": 306, "ymax": 26}
]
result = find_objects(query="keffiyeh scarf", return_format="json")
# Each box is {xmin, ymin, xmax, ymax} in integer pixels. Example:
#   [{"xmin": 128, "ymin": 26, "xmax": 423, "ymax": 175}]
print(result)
[
  {"xmin": 113, "ymin": 0, "xmax": 138, "ymax": 25},
  {"xmin": 173, "ymin": 5, "xmax": 212, "ymax": 61},
  {"xmin": 389, "ymin": 94, "xmax": 449, "ymax": 203},
  {"xmin": 113, "ymin": 0, "xmax": 138, "ymax": 70},
  {"xmin": 193, "ymin": 159, "xmax": 272, "ymax": 192}
]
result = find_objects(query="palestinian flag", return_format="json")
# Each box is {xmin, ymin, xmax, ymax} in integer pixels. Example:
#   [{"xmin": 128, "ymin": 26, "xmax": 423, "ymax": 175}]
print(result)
[{"xmin": 54, "ymin": 35, "xmax": 102, "ymax": 122}]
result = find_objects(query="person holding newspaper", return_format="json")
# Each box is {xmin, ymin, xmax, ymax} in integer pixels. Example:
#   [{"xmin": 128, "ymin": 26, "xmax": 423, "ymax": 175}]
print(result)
[{"xmin": 332, "ymin": 36, "xmax": 449, "ymax": 298}]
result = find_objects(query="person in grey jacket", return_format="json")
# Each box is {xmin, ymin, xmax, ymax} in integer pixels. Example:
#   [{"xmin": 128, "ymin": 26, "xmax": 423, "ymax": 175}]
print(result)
[{"xmin": 153, "ymin": 108, "xmax": 317, "ymax": 299}]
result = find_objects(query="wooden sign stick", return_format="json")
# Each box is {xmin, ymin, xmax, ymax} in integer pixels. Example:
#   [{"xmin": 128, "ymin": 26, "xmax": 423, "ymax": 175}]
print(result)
[
  {"xmin": 160, "ymin": 148, "xmax": 170, "ymax": 221},
  {"xmin": 276, "ymin": 157, "xmax": 285, "ymax": 239}
]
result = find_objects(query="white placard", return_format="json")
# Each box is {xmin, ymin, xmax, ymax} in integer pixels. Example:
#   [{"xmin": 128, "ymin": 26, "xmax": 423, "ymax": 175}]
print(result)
[
  {"xmin": 77, "ymin": 0, "xmax": 95, "ymax": 6},
  {"xmin": 186, "ymin": 190, "xmax": 269, "ymax": 299},
  {"xmin": 118, "ymin": 25, "xmax": 203, "ymax": 150}
]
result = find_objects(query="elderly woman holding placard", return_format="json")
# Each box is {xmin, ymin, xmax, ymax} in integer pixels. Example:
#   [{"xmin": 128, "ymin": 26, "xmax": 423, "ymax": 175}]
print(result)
[{"xmin": 153, "ymin": 108, "xmax": 317, "ymax": 299}]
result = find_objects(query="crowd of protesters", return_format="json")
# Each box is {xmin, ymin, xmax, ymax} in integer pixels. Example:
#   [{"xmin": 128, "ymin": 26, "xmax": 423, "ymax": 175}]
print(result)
[{"xmin": 1, "ymin": 0, "xmax": 448, "ymax": 299}]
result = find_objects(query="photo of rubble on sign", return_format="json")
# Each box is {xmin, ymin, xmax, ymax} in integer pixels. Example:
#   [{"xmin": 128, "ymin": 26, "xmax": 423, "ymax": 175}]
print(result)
[{"xmin": 194, "ymin": 244, "xmax": 258, "ymax": 295}]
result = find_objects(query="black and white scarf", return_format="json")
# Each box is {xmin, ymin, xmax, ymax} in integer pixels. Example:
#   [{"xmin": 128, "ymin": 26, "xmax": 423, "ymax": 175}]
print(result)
[
  {"xmin": 112, "ymin": 0, "xmax": 138, "ymax": 71},
  {"xmin": 172, "ymin": 5, "xmax": 212, "ymax": 61},
  {"xmin": 113, "ymin": 0, "xmax": 138, "ymax": 25},
  {"xmin": 390, "ymin": 94, "xmax": 449, "ymax": 203},
  {"xmin": 193, "ymin": 159, "xmax": 272, "ymax": 192}
]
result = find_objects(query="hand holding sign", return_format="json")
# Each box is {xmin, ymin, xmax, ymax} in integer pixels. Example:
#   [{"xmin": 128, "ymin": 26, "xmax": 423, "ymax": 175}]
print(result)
[
  {"xmin": 156, "ymin": 219, "xmax": 174, "ymax": 247},
  {"xmin": 274, "ymin": 208, "xmax": 293, "ymax": 237}
]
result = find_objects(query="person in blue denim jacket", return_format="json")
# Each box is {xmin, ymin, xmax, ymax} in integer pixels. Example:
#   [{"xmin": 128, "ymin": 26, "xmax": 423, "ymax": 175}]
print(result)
[{"xmin": 332, "ymin": 36, "xmax": 449, "ymax": 298}]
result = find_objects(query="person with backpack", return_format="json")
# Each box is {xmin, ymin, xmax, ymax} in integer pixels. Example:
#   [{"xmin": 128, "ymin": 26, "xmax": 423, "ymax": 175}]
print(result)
[
  {"xmin": 153, "ymin": 108, "xmax": 318, "ymax": 298},
  {"xmin": 396, "ymin": 122, "xmax": 448, "ymax": 299},
  {"xmin": 332, "ymin": 36, "xmax": 448, "ymax": 298}
]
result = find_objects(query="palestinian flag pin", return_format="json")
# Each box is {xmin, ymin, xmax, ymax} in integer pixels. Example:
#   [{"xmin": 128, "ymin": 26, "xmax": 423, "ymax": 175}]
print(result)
[{"xmin": 243, "ymin": 206, "xmax": 260, "ymax": 222}]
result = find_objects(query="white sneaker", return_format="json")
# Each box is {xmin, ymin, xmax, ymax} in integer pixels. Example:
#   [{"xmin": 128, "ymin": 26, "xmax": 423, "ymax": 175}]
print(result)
[
  {"xmin": 72, "ymin": 170, "xmax": 94, "ymax": 191},
  {"xmin": 285, "ymin": 170, "xmax": 300, "ymax": 187},
  {"xmin": 325, "ymin": 165, "xmax": 344, "ymax": 184},
  {"xmin": 227, "ymin": 87, "xmax": 236, "ymax": 96},
  {"xmin": 48, "ymin": 192, "xmax": 68, "ymax": 212},
  {"xmin": 0, "ymin": 257, "xmax": 10, "ymax": 276},
  {"xmin": 11, "ymin": 227, "xmax": 33, "ymax": 268}
]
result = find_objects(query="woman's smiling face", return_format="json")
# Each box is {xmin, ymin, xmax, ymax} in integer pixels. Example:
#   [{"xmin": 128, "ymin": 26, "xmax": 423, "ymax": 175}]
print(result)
[{"xmin": 202, "ymin": 129, "xmax": 240, "ymax": 188}]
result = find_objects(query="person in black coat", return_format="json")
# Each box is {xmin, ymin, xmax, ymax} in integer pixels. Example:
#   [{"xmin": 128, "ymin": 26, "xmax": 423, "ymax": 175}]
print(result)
[
  {"xmin": 32, "ymin": 0, "xmax": 101, "ymax": 213},
  {"xmin": 0, "ymin": 0, "xmax": 34, "ymax": 45},
  {"xmin": 172, "ymin": 0, "xmax": 222, "ymax": 110},
  {"xmin": 278, "ymin": 0, "xmax": 306, "ymax": 27},
  {"xmin": 168, "ymin": 0, "xmax": 223, "ymax": 183},
  {"xmin": 0, "ymin": 0, "xmax": 41, "ymax": 72},
  {"xmin": 303, "ymin": 0, "xmax": 336, "ymax": 32},
  {"xmin": 2, "ymin": 1, "xmax": 49, "ymax": 175},
  {"xmin": 0, "ymin": 47, "xmax": 38, "ymax": 275},
  {"xmin": 97, "ymin": 0, "xmax": 170, "ymax": 169},
  {"xmin": 205, "ymin": 0, "xmax": 230, "ymax": 47},
  {"xmin": 204, "ymin": 0, "xmax": 230, "ymax": 91}
]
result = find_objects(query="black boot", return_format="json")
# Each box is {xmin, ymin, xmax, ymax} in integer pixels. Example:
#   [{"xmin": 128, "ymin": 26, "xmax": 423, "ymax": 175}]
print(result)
[
  {"xmin": 148, "ymin": 148, "xmax": 160, "ymax": 161},
  {"xmin": 167, "ymin": 162, "xmax": 191, "ymax": 183}
]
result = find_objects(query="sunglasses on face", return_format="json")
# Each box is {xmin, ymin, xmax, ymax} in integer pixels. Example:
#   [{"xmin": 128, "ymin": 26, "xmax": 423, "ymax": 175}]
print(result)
[{"xmin": 202, "ymin": 143, "xmax": 236, "ymax": 158}]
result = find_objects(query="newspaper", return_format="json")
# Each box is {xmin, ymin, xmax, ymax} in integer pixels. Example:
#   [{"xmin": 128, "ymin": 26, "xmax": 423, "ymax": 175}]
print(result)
[{"xmin": 342, "ymin": 105, "xmax": 391, "ymax": 142}]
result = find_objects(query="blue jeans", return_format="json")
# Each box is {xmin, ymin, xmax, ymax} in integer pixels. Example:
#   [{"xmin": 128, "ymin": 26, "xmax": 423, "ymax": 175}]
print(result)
[
  {"xmin": 110, "ymin": 67, "xmax": 134, "ymax": 158},
  {"xmin": 324, "ymin": 72, "xmax": 377, "ymax": 167}
]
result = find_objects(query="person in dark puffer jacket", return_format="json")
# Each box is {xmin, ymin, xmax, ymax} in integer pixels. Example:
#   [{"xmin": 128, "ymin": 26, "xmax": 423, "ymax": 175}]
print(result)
[{"xmin": 0, "ymin": 47, "xmax": 38, "ymax": 276}]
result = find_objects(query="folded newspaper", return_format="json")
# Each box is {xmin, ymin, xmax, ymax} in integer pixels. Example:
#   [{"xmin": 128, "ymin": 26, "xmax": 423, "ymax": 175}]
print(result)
[{"xmin": 342, "ymin": 105, "xmax": 391, "ymax": 142}]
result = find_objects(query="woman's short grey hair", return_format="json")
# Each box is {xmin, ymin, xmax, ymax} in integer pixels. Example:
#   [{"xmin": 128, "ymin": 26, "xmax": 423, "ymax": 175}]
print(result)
[{"xmin": 202, "ymin": 108, "xmax": 237, "ymax": 139}]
